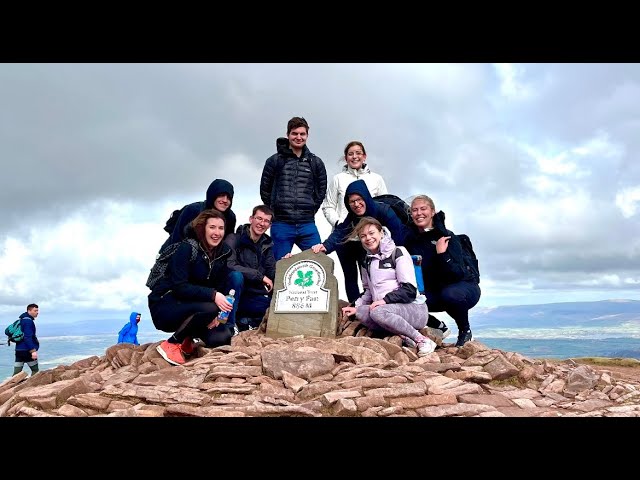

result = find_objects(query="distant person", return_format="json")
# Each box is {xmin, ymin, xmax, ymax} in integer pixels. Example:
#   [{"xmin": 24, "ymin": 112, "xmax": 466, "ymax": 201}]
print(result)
[
  {"xmin": 149, "ymin": 209, "xmax": 240, "ymax": 366},
  {"xmin": 403, "ymin": 195, "xmax": 481, "ymax": 347},
  {"xmin": 340, "ymin": 218, "xmax": 436, "ymax": 356},
  {"xmin": 312, "ymin": 180, "xmax": 405, "ymax": 302},
  {"xmin": 321, "ymin": 141, "xmax": 388, "ymax": 303},
  {"xmin": 13, "ymin": 303, "xmax": 40, "ymax": 376},
  {"xmin": 226, "ymin": 205, "xmax": 276, "ymax": 331},
  {"xmin": 160, "ymin": 179, "xmax": 237, "ymax": 252},
  {"xmin": 117, "ymin": 312, "xmax": 141, "ymax": 345},
  {"xmin": 260, "ymin": 116, "xmax": 327, "ymax": 260}
]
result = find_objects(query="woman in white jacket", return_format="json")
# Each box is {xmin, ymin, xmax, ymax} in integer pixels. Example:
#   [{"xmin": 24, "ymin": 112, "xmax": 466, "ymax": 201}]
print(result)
[{"xmin": 321, "ymin": 141, "xmax": 388, "ymax": 302}]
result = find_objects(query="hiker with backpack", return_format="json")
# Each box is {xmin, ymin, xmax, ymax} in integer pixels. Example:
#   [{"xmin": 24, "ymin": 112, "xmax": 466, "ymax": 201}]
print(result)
[
  {"xmin": 311, "ymin": 179, "xmax": 406, "ymax": 302},
  {"xmin": 159, "ymin": 178, "xmax": 237, "ymax": 253},
  {"xmin": 321, "ymin": 141, "xmax": 388, "ymax": 303},
  {"xmin": 259, "ymin": 116, "xmax": 327, "ymax": 260},
  {"xmin": 403, "ymin": 195, "xmax": 481, "ymax": 347},
  {"xmin": 341, "ymin": 217, "xmax": 437, "ymax": 356},
  {"xmin": 13, "ymin": 303, "xmax": 40, "ymax": 376},
  {"xmin": 148, "ymin": 209, "xmax": 240, "ymax": 366}
]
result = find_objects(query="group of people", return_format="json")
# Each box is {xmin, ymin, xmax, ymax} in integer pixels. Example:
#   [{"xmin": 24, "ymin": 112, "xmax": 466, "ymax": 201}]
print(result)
[{"xmin": 146, "ymin": 116, "xmax": 481, "ymax": 366}]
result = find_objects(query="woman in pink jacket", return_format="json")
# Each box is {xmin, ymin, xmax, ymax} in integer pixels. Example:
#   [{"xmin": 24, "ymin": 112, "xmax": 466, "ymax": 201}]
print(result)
[{"xmin": 341, "ymin": 217, "xmax": 437, "ymax": 356}]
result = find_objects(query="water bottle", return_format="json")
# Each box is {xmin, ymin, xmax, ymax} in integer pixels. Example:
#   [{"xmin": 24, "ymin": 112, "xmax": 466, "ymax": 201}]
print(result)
[{"xmin": 217, "ymin": 289, "xmax": 236, "ymax": 324}]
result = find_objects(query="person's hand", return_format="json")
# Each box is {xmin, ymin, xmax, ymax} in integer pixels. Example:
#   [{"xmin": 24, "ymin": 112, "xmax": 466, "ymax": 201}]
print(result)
[
  {"xmin": 263, "ymin": 276, "xmax": 273, "ymax": 293},
  {"xmin": 369, "ymin": 300, "xmax": 386, "ymax": 311},
  {"xmin": 215, "ymin": 292, "xmax": 233, "ymax": 312},
  {"xmin": 436, "ymin": 236, "xmax": 450, "ymax": 254},
  {"xmin": 282, "ymin": 252, "xmax": 293, "ymax": 259},
  {"xmin": 342, "ymin": 306, "xmax": 356, "ymax": 317},
  {"xmin": 311, "ymin": 244, "xmax": 326, "ymax": 254},
  {"xmin": 207, "ymin": 318, "xmax": 220, "ymax": 329},
  {"xmin": 31, "ymin": 351, "xmax": 38, "ymax": 360}
]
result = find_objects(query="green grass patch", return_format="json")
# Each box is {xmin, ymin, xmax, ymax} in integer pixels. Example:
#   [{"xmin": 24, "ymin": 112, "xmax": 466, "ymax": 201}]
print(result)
[{"xmin": 571, "ymin": 357, "xmax": 640, "ymax": 368}]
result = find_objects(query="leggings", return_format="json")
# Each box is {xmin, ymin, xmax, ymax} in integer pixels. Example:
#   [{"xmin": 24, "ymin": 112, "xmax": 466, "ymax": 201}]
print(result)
[
  {"xmin": 425, "ymin": 281, "xmax": 481, "ymax": 331},
  {"xmin": 149, "ymin": 295, "xmax": 232, "ymax": 348},
  {"xmin": 355, "ymin": 303, "xmax": 428, "ymax": 342}
]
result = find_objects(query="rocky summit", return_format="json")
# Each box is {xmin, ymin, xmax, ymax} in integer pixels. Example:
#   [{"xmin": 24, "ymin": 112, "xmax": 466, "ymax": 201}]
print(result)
[{"xmin": 2, "ymin": 316, "xmax": 640, "ymax": 417}]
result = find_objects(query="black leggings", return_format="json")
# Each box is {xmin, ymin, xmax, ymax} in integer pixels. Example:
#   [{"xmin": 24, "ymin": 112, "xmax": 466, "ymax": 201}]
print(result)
[
  {"xmin": 336, "ymin": 240, "xmax": 366, "ymax": 303},
  {"xmin": 149, "ymin": 295, "xmax": 232, "ymax": 348},
  {"xmin": 425, "ymin": 281, "xmax": 481, "ymax": 331}
]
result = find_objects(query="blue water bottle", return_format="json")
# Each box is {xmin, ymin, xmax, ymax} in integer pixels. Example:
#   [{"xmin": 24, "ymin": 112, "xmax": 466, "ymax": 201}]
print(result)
[{"xmin": 217, "ymin": 289, "xmax": 236, "ymax": 324}]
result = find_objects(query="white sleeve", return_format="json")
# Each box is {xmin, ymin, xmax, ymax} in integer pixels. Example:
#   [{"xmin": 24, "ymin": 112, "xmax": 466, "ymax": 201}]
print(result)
[{"xmin": 322, "ymin": 174, "xmax": 341, "ymax": 227}]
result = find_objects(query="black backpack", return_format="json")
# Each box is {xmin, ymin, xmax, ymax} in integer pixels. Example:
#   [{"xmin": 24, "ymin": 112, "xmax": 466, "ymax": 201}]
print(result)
[
  {"xmin": 162, "ymin": 201, "xmax": 205, "ymax": 235},
  {"xmin": 146, "ymin": 238, "xmax": 199, "ymax": 289},
  {"xmin": 457, "ymin": 233, "xmax": 480, "ymax": 283},
  {"xmin": 373, "ymin": 194, "xmax": 413, "ymax": 225}
]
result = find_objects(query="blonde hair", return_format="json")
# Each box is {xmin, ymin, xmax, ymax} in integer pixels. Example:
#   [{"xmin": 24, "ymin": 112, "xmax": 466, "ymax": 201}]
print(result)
[{"xmin": 411, "ymin": 194, "xmax": 435, "ymax": 211}]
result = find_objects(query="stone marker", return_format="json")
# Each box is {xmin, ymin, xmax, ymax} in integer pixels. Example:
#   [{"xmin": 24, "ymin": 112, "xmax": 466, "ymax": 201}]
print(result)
[{"xmin": 266, "ymin": 249, "xmax": 339, "ymax": 338}]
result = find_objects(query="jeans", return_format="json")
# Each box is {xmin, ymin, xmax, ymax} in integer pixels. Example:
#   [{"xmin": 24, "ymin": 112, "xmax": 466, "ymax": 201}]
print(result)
[{"xmin": 270, "ymin": 221, "xmax": 321, "ymax": 261}]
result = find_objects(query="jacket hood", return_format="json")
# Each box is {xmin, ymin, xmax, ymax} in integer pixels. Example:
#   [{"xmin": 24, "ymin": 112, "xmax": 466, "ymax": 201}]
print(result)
[
  {"xmin": 276, "ymin": 137, "xmax": 311, "ymax": 158},
  {"xmin": 19, "ymin": 312, "xmax": 34, "ymax": 321},
  {"xmin": 432, "ymin": 210, "xmax": 448, "ymax": 235},
  {"xmin": 129, "ymin": 312, "xmax": 140, "ymax": 324},
  {"xmin": 206, "ymin": 179, "xmax": 235, "ymax": 209},
  {"xmin": 344, "ymin": 179, "xmax": 377, "ymax": 218},
  {"xmin": 365, "ymin": 226, "xmax": 395, "ymax": 257}
]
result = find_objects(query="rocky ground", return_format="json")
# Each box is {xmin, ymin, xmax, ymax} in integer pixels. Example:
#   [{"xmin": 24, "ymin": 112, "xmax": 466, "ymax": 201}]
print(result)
[{"xmin": 2, "ymin": 315, "xmax": 640, "ymax": 417}]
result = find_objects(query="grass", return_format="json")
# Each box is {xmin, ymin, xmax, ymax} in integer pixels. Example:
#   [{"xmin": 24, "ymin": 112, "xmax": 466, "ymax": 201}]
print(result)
[{"xmin": 570, "ymin": 357, "xmax": 640, "ymax": 368}]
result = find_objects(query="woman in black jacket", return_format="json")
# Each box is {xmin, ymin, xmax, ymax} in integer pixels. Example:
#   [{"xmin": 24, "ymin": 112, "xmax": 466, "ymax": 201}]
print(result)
[
  {"xmin": 149, "ymin": 209, "xmax": 238, "ymax": 365},
  {"xmin": 403, "ymin": 195, "xmax": 481, "ymax": 347}
]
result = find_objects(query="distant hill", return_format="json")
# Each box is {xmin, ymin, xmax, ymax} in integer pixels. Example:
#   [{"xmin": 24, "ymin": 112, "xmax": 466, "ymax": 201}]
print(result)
[{"xmin": 471, "ymin": 299, "xmax": 640, "ymax": 330}]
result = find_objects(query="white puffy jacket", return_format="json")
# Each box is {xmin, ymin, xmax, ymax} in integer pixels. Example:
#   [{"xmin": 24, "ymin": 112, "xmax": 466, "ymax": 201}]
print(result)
[{"xmin": 321, "ymin": 164, "xmax": 388, "ymax": 228}]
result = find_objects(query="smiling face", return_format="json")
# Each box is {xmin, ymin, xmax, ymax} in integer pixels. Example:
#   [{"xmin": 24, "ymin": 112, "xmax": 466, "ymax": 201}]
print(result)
[
  {"xmin": 214, "ymin": 193, "xmax": 231, "ymax": 212},
  {"xmin": 205, "ymin": 217, "xmax": 225, "ymax": 248},
  {"xmin": 411, "ymin": 197, "xmax": 436, "ymax": 229},
  {"xmin": 348, "ymin": 193, "xmax": 367, "ymax": 216},
  {"xmin": 358, "ymin": 222, "xmax": 383, "ymax": 253},
  {"xmin": 287, "ymin": 126, "xmax": 308, "ymax": 153},
  {"xmin": 345, "ymin": 144, "xmax": 366, "ymax": 170},
  {"xmin": 249, "ymin": 209, "xmax": 272, "ymax": 240}
]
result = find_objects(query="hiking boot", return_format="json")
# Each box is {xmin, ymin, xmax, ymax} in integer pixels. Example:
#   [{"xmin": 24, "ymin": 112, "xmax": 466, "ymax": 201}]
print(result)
[
  {"xmin": 400, "ymin": 335, "xmax": 417, "ymax": 348},
  {"xmin": 416, "ymin": 337, "xmax": 437, "ymax": 356},
  {"xmin": 180, "ymin": 337, "xmax": 196, "ymax": 356},
  {"xmin": 156, "ymin": 340, "xmax": 185, "ymax": 366},
  {"xmin": 455, "ymin": 329, "xmax": 473, "ymax": 347}
]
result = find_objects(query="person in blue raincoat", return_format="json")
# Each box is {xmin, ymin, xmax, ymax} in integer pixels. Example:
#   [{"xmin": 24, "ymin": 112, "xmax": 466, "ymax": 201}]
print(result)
[{"xmin": 118, "ymin": 312, "xmax": 141, "ymax": 345}]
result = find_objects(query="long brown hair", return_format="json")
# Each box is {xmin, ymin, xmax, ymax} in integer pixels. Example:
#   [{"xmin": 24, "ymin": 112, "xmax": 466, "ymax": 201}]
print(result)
[{"xmin": 191, "ymin": 209, "xmax": 226, "ymax": 253}]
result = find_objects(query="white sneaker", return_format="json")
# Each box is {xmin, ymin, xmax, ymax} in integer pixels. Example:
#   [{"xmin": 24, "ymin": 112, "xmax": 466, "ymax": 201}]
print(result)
[{"xmin": 417, "ymin": 337, "xmax": 437, "ymax": 356}]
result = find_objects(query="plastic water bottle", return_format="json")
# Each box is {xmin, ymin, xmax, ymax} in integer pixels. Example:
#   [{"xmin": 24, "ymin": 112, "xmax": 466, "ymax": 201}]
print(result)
[{"xmin": 217, "ymin": 289, "xmax": 236, "ymax": 324}]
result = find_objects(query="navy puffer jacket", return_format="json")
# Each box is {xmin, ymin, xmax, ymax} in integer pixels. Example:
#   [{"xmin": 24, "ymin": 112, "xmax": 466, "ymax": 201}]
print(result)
[{"xmin": 260, "ymin": 138, "xmax": 327, "ymax": 224}]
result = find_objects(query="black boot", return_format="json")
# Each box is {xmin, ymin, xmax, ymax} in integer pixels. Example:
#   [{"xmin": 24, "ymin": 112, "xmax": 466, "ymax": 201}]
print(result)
[{"xmin": 455, "ymin": 328, "xmax": 472, "ymax": 347}]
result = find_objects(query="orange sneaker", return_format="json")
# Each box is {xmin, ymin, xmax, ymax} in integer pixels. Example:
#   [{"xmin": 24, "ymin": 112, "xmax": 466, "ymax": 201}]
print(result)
[
  {"xmin": 180, "ymin": 337, "xmax": 196, "ymax": 356},
  {"xmin": 156, "ymin": 340, "xmax": 185, "ymax": 365}
]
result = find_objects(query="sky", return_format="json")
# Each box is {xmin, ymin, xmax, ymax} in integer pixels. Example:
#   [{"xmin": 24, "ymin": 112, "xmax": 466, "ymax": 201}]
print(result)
[{"xmin": 1, "ymin": 63, "xmax": 639, "ymax": 327}]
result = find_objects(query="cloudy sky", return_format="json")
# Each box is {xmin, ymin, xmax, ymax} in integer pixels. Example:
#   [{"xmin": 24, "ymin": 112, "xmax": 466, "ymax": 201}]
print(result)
[{"xmin": 1, "ymin": 63, "xmax": 638, "ymax": 327}]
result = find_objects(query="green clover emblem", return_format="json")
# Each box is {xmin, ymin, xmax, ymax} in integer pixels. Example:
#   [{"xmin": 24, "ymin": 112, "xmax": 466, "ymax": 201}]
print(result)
[{"xmin": 294, "ymin": 270, "xmax": 314, "ymax": 287}]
